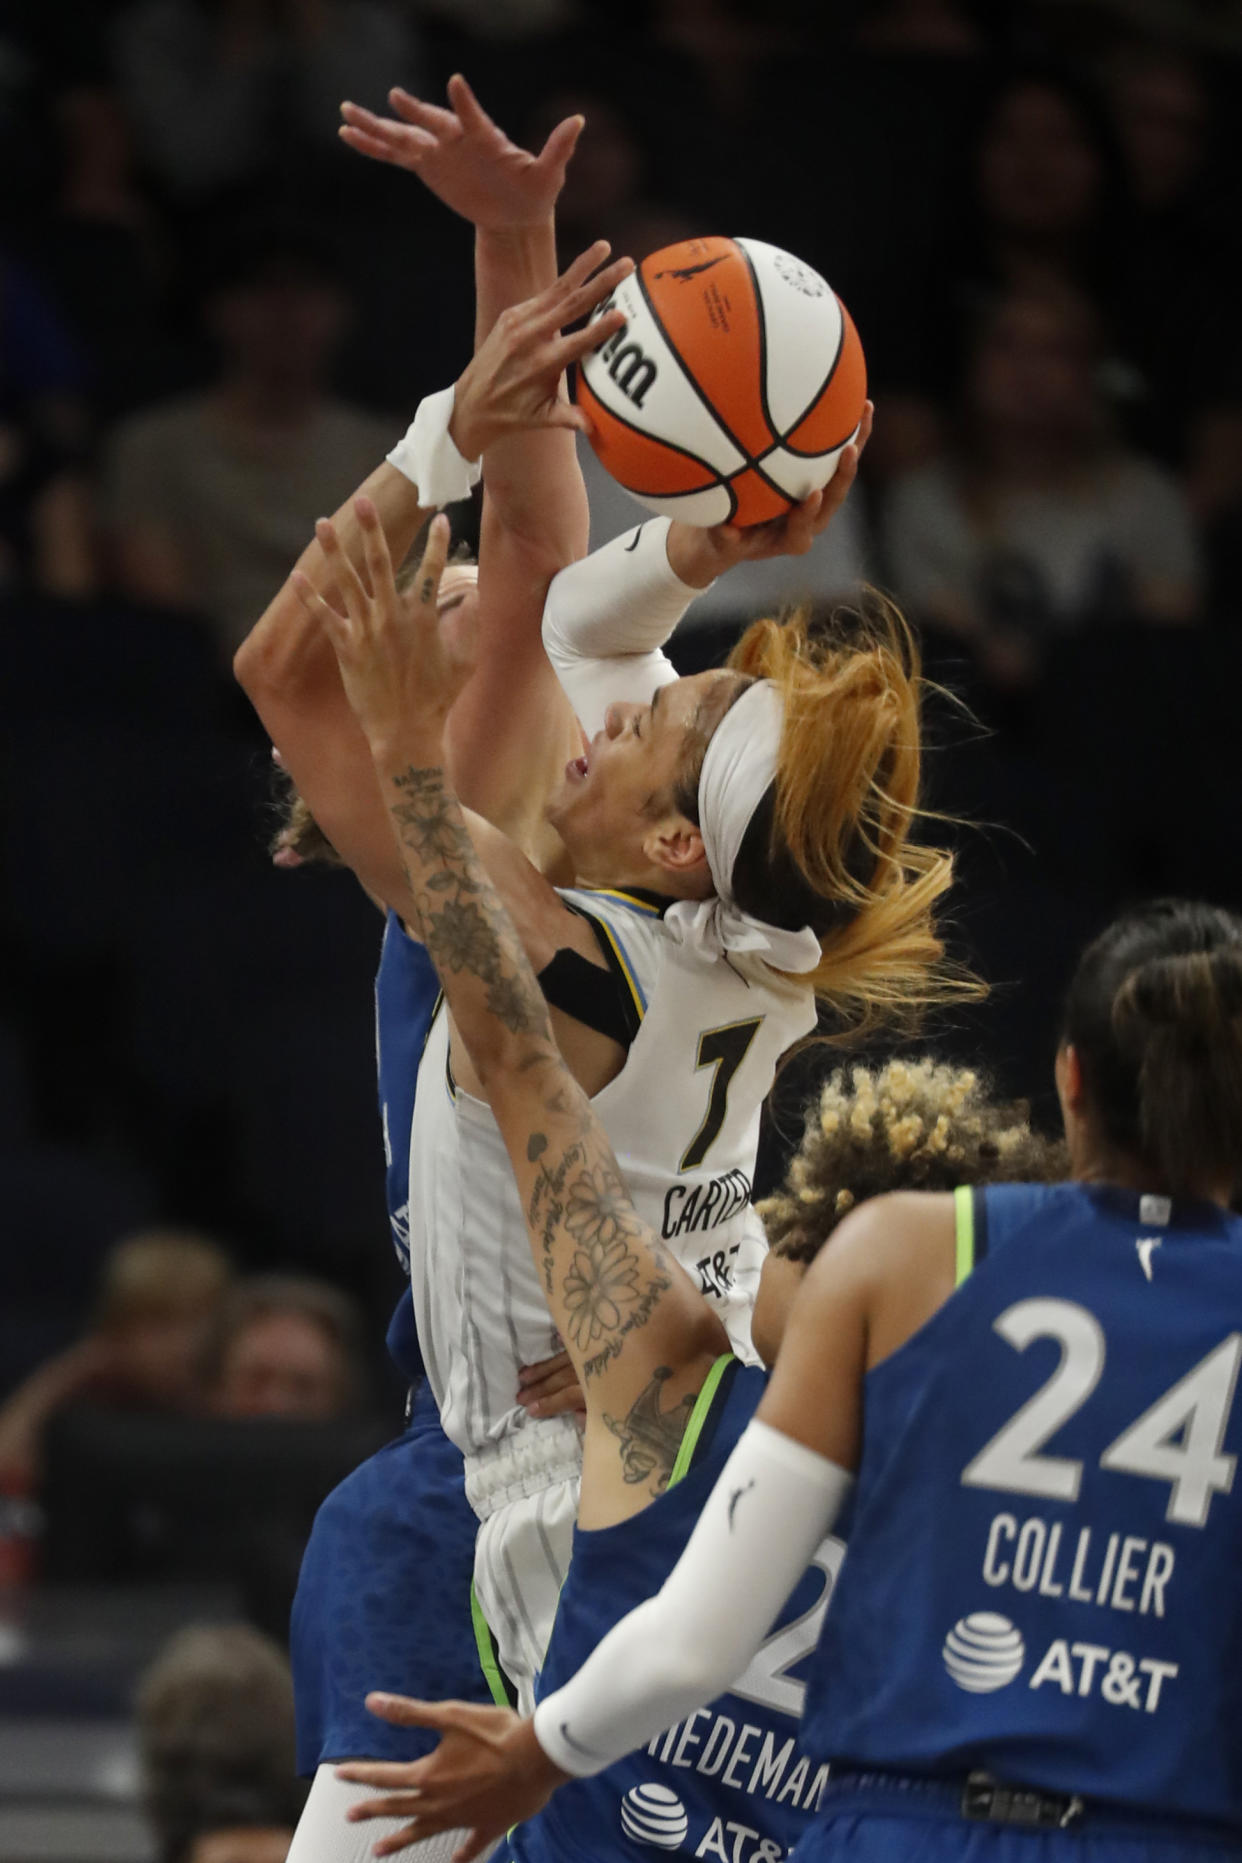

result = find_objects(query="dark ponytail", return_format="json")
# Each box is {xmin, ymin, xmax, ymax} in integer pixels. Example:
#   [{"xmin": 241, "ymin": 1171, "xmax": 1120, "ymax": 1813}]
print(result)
[{"xmin": 1064, "ymin": 900, "xmax": 1242, "ymax": 1197}]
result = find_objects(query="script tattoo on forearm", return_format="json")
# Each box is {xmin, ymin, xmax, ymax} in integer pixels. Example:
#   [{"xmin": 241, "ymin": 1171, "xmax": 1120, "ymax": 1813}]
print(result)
[
  {"xmin": 388, "ymin": 765, "xmax": 546, "ymax": 1032},
  {"xmin": 603, "ymin": 1366, "xmax": 697, "ymax": 1492}
]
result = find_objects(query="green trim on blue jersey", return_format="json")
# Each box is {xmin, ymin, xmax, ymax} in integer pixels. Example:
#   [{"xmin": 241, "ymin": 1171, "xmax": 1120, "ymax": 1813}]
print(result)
[
  {"xmin": 668, "ymin": 1353, "xmax": 735, "ymax": 1489},
  {"xmin": 954, "ymin": 1183, "xmax": 975, "ymax": 1287}
]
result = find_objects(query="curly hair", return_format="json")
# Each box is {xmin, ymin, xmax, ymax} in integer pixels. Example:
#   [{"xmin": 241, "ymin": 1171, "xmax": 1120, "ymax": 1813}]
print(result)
[
  {"xmin": 269, "ymin": 769, "xmax": 341, "ymax": 869},
  {"xmin": 759, "ymin": 1058, "xmax": 1066, "ymax": 1266}
]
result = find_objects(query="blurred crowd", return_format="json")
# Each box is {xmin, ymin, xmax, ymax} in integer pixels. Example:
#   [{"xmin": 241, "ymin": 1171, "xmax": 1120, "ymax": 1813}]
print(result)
[{"xmin": 2, "ymin": 0, "xmax": 1242, "ymax": 1588}]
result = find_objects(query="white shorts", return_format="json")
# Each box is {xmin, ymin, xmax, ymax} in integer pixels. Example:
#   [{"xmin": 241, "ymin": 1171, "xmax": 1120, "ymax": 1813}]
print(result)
[{"xmin": 466, "ymin": 1417, "xmax": 581, "ymax": 1714}]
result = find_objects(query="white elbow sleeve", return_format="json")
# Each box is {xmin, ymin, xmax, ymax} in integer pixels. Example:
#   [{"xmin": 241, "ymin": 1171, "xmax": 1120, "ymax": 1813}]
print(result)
[
  {"xmin": 533, "ymin": 1421, "xmax": 852, "ymax": 1778},
  {"xmin": 540, "ymin": 520, "xmax": 702, "ymax": 737}
]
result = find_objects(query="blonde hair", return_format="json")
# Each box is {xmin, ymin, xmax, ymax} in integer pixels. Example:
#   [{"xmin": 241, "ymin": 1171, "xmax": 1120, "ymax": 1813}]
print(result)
[
  {"xmin": 269, "ymin": 776, "xmax": 342, "ymax": 869},
  {"xmin": 95, "ymin": 1229, "xmax": 233, "ymax": 1332},
  {"xmin": 723, "ymin": 596, "xmax": 980, "ymax": 1035},
  {"xmin": 760, "ymin": 1058, "xmax": 1066, "ymax": 1265}
]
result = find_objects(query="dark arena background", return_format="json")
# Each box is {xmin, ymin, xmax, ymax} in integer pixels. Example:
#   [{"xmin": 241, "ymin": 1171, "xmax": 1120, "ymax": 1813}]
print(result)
[{"xmin": 1, "ymin": 1, "xmax": 1240, "ymax": 1857}]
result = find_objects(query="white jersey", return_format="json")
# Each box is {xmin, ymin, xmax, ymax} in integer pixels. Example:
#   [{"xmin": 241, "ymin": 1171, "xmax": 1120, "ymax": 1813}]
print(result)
[{"xmin": 406, "ymin": 883, "xmax": 816, "ymax": 1461}]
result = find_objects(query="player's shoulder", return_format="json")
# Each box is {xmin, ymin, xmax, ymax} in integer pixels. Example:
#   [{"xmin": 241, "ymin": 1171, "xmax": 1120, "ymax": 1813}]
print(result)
[{"xmin": 804, "ymin": 1190, "xmax": 956, "ymax": 1298}]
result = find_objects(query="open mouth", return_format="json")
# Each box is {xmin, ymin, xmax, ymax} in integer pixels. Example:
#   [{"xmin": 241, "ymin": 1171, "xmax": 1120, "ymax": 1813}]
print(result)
[{"xmin": 566, "ymin": 753, "xmax": 589, "ymax": 783}]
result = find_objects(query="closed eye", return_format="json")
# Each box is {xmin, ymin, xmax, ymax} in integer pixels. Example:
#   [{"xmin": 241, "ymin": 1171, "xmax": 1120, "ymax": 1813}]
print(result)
[{"xmin": 438, "ymin": 593, "xmax": 467, "ymax": 616}]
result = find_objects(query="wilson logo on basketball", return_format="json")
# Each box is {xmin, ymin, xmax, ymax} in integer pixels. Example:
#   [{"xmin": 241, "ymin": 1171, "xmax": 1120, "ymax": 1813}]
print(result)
[{"xmin": 597, "ymin": 322, "xmax": 658, "ymax": 409}]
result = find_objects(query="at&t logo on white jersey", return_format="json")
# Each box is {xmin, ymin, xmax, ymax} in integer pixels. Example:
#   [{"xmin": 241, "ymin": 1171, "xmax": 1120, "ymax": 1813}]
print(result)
[
  {"xmin": 620, "ymin": 1783, "xmax": 690, "ymax": 1849},
  {"xmin": 942, "ymin": 1613, "xmax": 1025, "ymax": 1692}
]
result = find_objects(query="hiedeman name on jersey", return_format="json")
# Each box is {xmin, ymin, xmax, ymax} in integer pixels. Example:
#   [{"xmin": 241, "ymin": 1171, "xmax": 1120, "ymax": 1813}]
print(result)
[{"xmin": 646, "ymin": 1707, "xmax": 829, "ymax": 1815}]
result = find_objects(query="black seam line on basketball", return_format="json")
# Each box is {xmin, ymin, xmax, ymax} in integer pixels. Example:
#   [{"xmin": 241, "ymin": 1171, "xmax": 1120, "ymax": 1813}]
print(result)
[
  {"xmin": 735, "ymin": 239, "xmax": 782, "ymax": 457},
  {"xmin": 623, "ymin": 479, "xmax": 739, "ymax": 522},
  {"xmin": 633, "ymin": 260, "xmax": 803, "ymax": 511},
  {"xmin": 774, "ymin": 301, "xmax": 850, "ymax": 455},
  {"xmin": 577, "ymin": 372, "xmax": 724, "ymax": 488},
  {"xmin": 760, "ymin": 419, "xmax": 860, "ymax": 464},
  {"xmin": 631, "ymin": 257, "xmax": 778, "ymax": 483}
]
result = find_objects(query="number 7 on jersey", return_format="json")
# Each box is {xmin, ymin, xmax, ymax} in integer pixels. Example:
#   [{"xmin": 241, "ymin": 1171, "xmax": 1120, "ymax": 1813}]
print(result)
[{"xmin": 680, "ymin": 1019, "xmax": 763, "ymax": 1172}]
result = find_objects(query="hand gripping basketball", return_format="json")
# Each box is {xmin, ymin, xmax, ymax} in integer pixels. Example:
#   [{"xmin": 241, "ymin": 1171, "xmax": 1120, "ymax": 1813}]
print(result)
[{"xmin": 292, "ymin": 507, "xmax": 469, "ymax": 755}]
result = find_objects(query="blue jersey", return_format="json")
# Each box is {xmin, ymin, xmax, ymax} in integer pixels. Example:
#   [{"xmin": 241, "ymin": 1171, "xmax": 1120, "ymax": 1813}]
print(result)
[
  {"xmin": 291, "ymin": 911, "xmax": 491, "ymax": 1773},
  {"xmin": 510, "ymin": 1357, "xmax": 845, "ymax": 1863},
  {"xmin": 375, "ymin": 911, "xmax": 440, "ymax": 1385},
  {"xmin": 801, "ymin": 1181, "xmax": 1242, "ymax": 1832}
]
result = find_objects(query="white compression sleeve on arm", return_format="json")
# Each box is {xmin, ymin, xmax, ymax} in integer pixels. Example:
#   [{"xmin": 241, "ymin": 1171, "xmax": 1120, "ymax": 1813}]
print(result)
[
  {"xmin": 533, "ymin": 1420, "xmax": 852, "ymax": 1778},
  {"xmin": 541, "ymin": 518, "xmax": 708, "ymax": 737}
]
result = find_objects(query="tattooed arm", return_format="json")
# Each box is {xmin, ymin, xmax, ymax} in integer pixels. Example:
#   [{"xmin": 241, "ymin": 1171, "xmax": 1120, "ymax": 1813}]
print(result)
[{"xmin": 299, "ymin": 505, "xmax": 727, "ymax": 1526}]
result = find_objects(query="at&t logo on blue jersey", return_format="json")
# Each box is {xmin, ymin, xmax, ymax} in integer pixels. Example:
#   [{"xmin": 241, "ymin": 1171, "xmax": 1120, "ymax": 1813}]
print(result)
[
  {"xmin": 942, "ymin": 1613, "xmax": 1025, "ymax": 1692},
  {"xmin": 621, "ymin": 1784, "xmax": 689, "ymax": 1849}
]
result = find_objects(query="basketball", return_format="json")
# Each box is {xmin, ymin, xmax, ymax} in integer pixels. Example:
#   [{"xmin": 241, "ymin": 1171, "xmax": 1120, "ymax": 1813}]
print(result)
[{"xmin": 577, "ymin": 236, "xmax": 866, "ymax": 529}]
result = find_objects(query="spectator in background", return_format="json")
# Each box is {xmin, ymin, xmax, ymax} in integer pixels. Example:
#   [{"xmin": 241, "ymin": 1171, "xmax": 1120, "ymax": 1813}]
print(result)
[
  {"xmin": 865, "ymin": 63, "xmax": 1128, "ymax": 484},
  {"xmin": 526, "ymin": 88, "xmax": 695, "ymax": 271},
  {"xmin": 1, "ymin": 250, "xmax": 97, "ymax": 597},
  {"xmin": 111, "ymin": 0, "xmax": 419, "ymax": 202},
  {"xmin": 207, "ymin": 1275, "xmax": 366, "ymax": 1420},
  {"xmin": 138, "ymin": 1624, "xmax": 305, "ymax": 1863},
  {"xmin": 0, "ymin": 1228, "xmax": 232, "ymax": 1491},
  {"xmin": 30, "ymin": 82, "xmax": 190, "ymax": 421},
  {"xmin": 104, "ymin": 228, "xmax": 392, "ymax": 663},
  {"xmin": 883, "ymin": 279, "xmax": 1201, "ymax": 686},
  {"xmin": 1102, "ymin": 33, "xmax": 1242, "ymax": 598}
]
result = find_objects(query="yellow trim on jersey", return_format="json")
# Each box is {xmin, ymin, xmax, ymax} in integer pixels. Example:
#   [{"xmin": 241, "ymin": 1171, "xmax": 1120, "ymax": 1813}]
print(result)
[
  {"xmin": 579, "ymin": 887, "xmax": 663, "ymax": 918},
  {"xmin": 668, "ymin": 1354, "xmax": 734, "ymax": 1489},
  {"xmin": 470, "ymin": 1581, "xmax": 513, "ymax": 1708},
  {"xmin": 954, "ymin": 1183, "xmax": 975, "ymax": 1287},
  {"xmin": 587, "ymin": 914, "xmax": 649, "ymax": 1018}
]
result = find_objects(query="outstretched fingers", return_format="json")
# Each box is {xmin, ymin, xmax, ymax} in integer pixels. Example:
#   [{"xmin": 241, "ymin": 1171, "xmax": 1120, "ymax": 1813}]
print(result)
[
  {"xmin": 388, "ymin": 86, "xmax": 460, "ymax": 138},
  {"xmin": 316, "ymin": 516, "xmax": 374, "ymax": 619},
  {"xmin": 549, "ymin": 250, "xmax": 634, "ymax": 331},
  {"xmin": 410, "ymin": 514, "xmax": 452, "ymax": 613},
  {"xmin": 339, "ymin": 101, "xmax": 435, "ymax": 163},
  {"xmin": 354, "ymin": 496, "xmax": 400, "ymax": 617},
  {"xmin": 290, "ymin": 566, "xmax": 350, "ymax": 648},
  {"xmin": 444, "ymin": 73, "xmax": 497, "ymax": 139},
  {"xmin": 534, "ymin": 109, "xmax": 585, "ymax": 182}
]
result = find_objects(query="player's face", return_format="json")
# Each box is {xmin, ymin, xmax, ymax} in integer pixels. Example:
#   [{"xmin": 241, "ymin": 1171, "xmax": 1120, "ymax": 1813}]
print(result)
[{"xmin": 546, "ymin": 670, "xmax": 745, "ymax": 887}]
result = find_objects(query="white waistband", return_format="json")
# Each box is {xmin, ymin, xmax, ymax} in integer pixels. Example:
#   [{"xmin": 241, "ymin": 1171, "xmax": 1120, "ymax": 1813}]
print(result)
[{"xmin": 464, "ymin": 1414, "xmax": 583, "ymax": 1522}]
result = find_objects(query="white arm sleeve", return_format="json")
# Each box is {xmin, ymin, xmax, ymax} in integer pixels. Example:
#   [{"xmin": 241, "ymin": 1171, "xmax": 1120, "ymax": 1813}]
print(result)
[
  {"xmin": 540, "ymin": 519, "xmax": 708, "ymax": 737},
  {"xmin": 532, "ymin": 1420, "xmax": 853, "ymax": 1777}
]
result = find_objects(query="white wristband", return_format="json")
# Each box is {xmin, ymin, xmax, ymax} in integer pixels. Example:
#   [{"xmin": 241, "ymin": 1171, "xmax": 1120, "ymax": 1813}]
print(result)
[{"xmin": 386, "ymin": 385, "xmax": 481, "ymax": 508}]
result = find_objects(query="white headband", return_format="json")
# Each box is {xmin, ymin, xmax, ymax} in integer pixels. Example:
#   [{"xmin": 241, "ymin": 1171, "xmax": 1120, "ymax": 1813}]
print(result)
[{"xmin": 665, "ymin": 680, "xmax": 822, "ymax": 974}]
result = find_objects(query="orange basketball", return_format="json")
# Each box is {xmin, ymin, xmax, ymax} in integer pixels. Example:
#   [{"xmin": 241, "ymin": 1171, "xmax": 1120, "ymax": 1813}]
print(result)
[{"xmin": 577, "ymin": 236, "xmax": 866, "ymax": 528}]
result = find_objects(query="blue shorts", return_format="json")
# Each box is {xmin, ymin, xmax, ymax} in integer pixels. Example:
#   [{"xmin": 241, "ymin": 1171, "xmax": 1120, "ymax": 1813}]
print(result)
[
  {"xmin": 793, "ymin": 1777, "xmax": 1242, "ymax": 1863},
  {"xmin": 291, "ymin": 1379, "xmax": 492, "ymax": 1773}
]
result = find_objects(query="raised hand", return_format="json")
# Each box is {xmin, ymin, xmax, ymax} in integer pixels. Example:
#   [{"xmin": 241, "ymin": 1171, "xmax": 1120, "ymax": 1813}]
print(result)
[
  {"xmin": 340, "ymin": 72, "xmax": 583, "ymax": 229},
  {"xmin": 449, "ymin": 241, "xmax": 631, "ymax": 460},
  {"xmin": 292, "ymin": 507, "xmax": 468, "ymax": 754},
  {"xmin": 666, "ymin": 401, "xmax": 874, "ymax": 588},
  {"xmin": 336, "ymin": 1694, "xmax": 565, "ymax": 1862}
]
